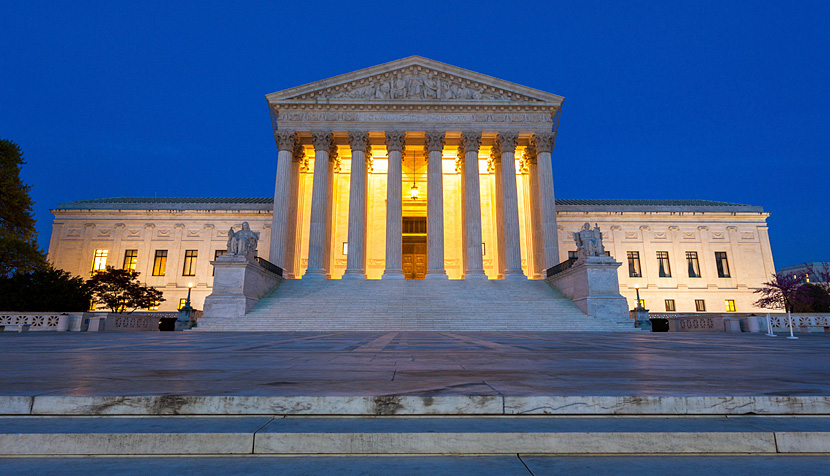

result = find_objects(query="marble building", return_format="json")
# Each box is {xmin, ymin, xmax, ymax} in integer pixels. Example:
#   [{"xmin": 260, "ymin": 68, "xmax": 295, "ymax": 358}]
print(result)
[{"xmin": 46, "ymin": 57, "xmax": 776, "ymax": 322}]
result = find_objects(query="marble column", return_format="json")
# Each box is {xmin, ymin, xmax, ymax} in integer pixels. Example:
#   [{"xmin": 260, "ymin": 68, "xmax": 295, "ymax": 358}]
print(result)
[
  {"xmin": 269, "ymin": 131, "xmax": 296, "ymax": 270},
  {"xmin": 460, "ymin": 132, "xmax": 487, "ymax": 280},
  {"xmin": 490, "ymin": 142, "xmax": 505, "ymax": 278},
  {"xmin": 304, "ymin": 131, "xmax": 334, "ymax": 279},
  {"xmin": 343, "ymin": 132, "xmax": 370, "ymax": 279},
  {"xmin": 532, "ymin": 132, "xmax": 560, "ymax": 270},
  {"xmin": 284, "ymin": 142, "xmax": 304, "ymax": 278},
  {"xmin": 425, "ymin": 132, "xmax": 448, "ymax": 279},
  {"xmin": 496, "ymin": 132, "xmax": 525, "ymax": 280},
  {"xmin": 524, "ymin": 144, "xmax": 544, "ymax": 278},
  {"xmin": 382, "ymin": 132, "xmax": 405, "ymax": 279},
  {"xmin": 323, "ymin": 141, "xmax": 338, "ymax": 278}
]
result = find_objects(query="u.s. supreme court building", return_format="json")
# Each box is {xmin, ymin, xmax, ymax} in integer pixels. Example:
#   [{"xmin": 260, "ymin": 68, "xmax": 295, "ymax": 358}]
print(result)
[{"xmin": 47, "ymin": 57, "xmax": 776, "ymax": 331}]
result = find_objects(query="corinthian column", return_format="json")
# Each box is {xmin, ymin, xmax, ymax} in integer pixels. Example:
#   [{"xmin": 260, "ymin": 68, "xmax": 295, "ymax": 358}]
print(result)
[
  {"xmin": 343, "ymin": 132, "xmax": 370, "ymax": 279},
  {"xmin": 532, "ymin": 132, "xmax": 560, "ymax": 270},
  {"xmin": 304, "ymin": 131, "xmax": 334, "ymax": 279},
  {"xmin": 524, "ymin": 144, "xmax": 544, "ymax": 278},
  {"xmin": 284, "ymin": 141, "xmax": 304, "ymax": 278},
  {"xmin": 460, "ymin": 131, "xmax": 487, "ymax": 280},
  {"xmin": 424, "ymin": 132, "xmax": 448, "ymax": 279},
  {"xmin": 270, "ymin": 131, "xmax": 296, "ymax": 270},
  {"xmin": 496, "ymin": 132, "xmax": 525, "ymax": 280},
  {"xmin": 382, "ymin": 132, "xmax": 405, "ymax": 279}
]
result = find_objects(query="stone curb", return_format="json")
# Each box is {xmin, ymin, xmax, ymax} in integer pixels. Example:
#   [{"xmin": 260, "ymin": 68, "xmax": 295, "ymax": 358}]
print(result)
[{"xmin": 1, "ymin": 395, "xmax": 830, "ymax": 416}]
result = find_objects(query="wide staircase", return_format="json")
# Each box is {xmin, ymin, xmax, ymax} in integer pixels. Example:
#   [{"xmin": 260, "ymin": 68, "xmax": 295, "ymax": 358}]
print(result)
[{"xmin": 195, "ymin": 279, "xmax": 635, "ymax": 332}]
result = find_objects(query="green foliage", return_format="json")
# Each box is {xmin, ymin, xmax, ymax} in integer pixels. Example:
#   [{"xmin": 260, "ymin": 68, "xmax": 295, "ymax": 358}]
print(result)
[
  {"xmin": 0, "ymin": 265, "xmax": 92, "ymax": 311},
  {"xmin": 0, "ymin": 138, "xmax": 46, "ymax": 277},
  {"xmin": 87, "ymin": 266, "xmax": 165, "ymax": 313}
]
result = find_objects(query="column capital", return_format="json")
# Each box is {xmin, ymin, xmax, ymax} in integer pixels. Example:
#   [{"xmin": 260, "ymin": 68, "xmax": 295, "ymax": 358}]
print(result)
[
  {"xmin": 348, "ymin": 132, "xmax": 370, "ymax": 152},
  {"xmin": 490, "ymin": 140, "xmax": 502, "ymax": 164},
  {"xmin": 495, "ymin": 132, "xmax": 518, "ymax": 154},
  {"xmin": 275, "ymin": 131, "xmax": 298, "ymax": 152},
  {"xmin": 522, "ymin": 142, "xmax": 538, "ymax": 164},
  {"xmin": 385, "ymin": 131, "xmax": 406, "ymax": 152},
  {"xmin": 311, "ymin": 131, "xmax": 333, "ymax": 151},
  {"xmin": 460, "ymin": 131, "xmax": 482, "ymax": 154},
  {"xmin": 292, "ymin": 142, "xmax": 305, "ymax": 163},
  {"xmin": 531, "ymin": 132, "xmax": 556, "ymax": 154},
  {"xmin": 424, "ymin": 132, "xmax": 445, "ymax": 153}
]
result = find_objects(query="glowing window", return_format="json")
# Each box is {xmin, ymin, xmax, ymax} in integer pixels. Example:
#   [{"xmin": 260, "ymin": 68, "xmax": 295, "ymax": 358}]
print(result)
[
  {"xmin": 147, "ymin": 300, "xmax": 160, "ymax": 311},
  {"xmin": 665, "ymin": 299, "xmax": 676, "ymax": 312},
  {"xmin": 152, "ymin": 250, "xmax": 167, "ymax": 276},
  {"xmin": 123, "ymin": 250, "xmax": 138, "ymax": 271},
  {"xmin": 178, "ymin": 298, "xmax": 187, "ymax": 310},
  {"xmin": 90, "ymin": 249, "xmax": 108, "ymax": 275},
  {"xmin": 725, "ymin": 299, "xmax": 736, "ymax": 312},
  {"xmin": 182, "ymin": 250, "xmax": 198, "ymax": 276},
  {"xmin": 627, "ymin": 251, "xmax": 641, "ymax": 277},
  {"xmin": 695, "ymin": 299, "xmax": 706, "ymax": 312}
]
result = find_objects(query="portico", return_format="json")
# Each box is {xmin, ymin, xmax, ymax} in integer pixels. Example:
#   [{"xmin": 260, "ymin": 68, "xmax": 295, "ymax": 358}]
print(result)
[{"xmin": 266, "ymin": 56, "xmax": 564, "ymax": 281}]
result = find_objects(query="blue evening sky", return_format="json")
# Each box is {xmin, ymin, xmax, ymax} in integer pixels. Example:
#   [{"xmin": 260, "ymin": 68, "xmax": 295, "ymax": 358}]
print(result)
[{"xmin": 1, "ymin": 1, "xmax": 827, "ymax": 269}]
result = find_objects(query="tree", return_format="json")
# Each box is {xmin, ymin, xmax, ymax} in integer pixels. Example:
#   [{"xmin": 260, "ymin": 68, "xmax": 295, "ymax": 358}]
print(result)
[
  {"xmin": 0, "ymin": 265, "xmax": 92, "ymax": 311},
  {"xmin": 791, "ymin": 283, "xmax": 830, "ymax": 313},
  {"xmin": 0, "ymin": 139, "xmax": 46, "ymax": 277},
  {"xmin": 754, "ymin": 272, "xmax": 805, "ymax": 312},
  {"xmin": 88, "ymin": 267, "xmax": 165, "ymax": 313}
]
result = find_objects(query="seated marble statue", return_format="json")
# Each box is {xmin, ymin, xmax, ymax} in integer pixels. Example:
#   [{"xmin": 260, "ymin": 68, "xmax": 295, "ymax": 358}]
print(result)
[
  {"xmin": 573, "ymin": 222, "xmax": 605, "ymax": 259},
  {"xmin": 226, "ymin": 222, "xmax": 258, "ymax": 258}
]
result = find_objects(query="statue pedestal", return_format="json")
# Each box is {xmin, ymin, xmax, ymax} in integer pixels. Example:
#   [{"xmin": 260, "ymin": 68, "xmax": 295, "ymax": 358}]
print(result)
[
  {"xmin": 546, "ymin": 256, "xmax": 629, "ymax": 322},
  {"xmin": 203, "ymin": 255, "xmax": 283, "ymax": 319}
]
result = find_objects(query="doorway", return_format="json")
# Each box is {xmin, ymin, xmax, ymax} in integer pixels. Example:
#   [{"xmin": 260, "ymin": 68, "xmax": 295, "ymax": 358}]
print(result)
[{"xmin": 402, "ymin": 217, "xmax": 427, "ymax": 279}]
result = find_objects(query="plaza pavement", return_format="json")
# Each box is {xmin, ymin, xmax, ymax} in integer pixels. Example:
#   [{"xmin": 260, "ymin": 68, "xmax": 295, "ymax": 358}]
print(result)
[{"xmin": 1, "ymin": 331, "xmax": 829, "ymax": 399}]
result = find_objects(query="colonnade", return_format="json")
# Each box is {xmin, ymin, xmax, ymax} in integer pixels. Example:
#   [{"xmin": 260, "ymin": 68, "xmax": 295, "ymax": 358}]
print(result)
[{"xmin": 269, "ymin": 131, "xmax": 560, "ymax": 280}]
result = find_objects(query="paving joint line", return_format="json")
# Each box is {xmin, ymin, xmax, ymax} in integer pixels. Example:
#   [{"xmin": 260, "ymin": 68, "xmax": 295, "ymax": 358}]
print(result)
[
  {"xmin": 250, "ymin": 416, "xmax": 278, "ymax": 454},
  {"xmin": 516, "ymin": 453, "xmax": 536, "ymax": 475}
]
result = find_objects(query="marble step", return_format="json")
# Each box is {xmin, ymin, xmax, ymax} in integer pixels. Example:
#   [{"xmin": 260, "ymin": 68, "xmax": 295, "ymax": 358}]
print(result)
[{"xmin": 2, "ymin": 416, "xmax": 829, "ymax": 455}]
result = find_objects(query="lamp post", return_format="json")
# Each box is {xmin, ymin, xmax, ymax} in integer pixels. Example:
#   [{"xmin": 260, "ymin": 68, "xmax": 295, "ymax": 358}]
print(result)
[
  {"xmin": 185, "ymin": 282, "xmax": 193, "ymax": 308},
  {"xmin": 633, "ymin": 283, "xmax": 649, "ymax": 329}
]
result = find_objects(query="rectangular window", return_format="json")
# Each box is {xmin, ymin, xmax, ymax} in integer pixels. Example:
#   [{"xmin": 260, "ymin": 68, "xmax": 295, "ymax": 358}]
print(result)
[
  {"xmin": 604, "ymin": 251, "xmax": 611, "ymax": 257},
  {"xmin": 213, "ymin": 249, "xmax": 225, "ymax": 276},
  {"xmin": 725, "ymin": 299, "xmax": 736, "ymax": 312},
  {"xmin": 665, "ymin": 299, "xmax": 676, "ymax": 312},
  {"xmin": 686, "ymin": 251, "xmax": 701, "ymax": 278},
  {"xmin": 90, "ymin": 249, "xmax": 108, "ymax": 275},
  {"xmin": 637, "ymin": 299, "xmax": 646, "ymax": 309},
  {"xmin": 178, "ymin": 298, "xmax": 187, "ymax": 310},
  {"xmin": 657, "ymin": 251, "xmax": 672, "ymax": 277},
  {"xmin": 568, "ymin": 250, "xmax": 579, "ymax": 260},
  {"xmin": 182, "ymin": 250, "xmax": 198, "ymax": 276},
  {"xmin": 122, "ymin": 250, "xmax": 138, "ymax": 272},
  {"xmin": 627, "ymin": 251, "xmax": 641, "ymax": 277},
  {"xmin": 147, "ymin": 300, "xmax": 159, "ymax": 311},
  {"xmin": 715, "ymin": 252, "xmax": 731, "ymax": 278},
  {"xmin": 695, "ymin": 299, "xmax": 706, "ymax": 312},
  {"xmin": 152, "ymin": 250, "xmax": 167, "ymax": 276}
]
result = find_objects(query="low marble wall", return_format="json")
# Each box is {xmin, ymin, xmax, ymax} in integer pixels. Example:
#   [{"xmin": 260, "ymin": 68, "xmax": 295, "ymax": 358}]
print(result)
[
  {"xmin": 546, "ymin": 256, "xmax": 629, "ymax": 321},
  {"xmin": 203, "ymin": 255, "xmax": 284, "ymax": 319}
]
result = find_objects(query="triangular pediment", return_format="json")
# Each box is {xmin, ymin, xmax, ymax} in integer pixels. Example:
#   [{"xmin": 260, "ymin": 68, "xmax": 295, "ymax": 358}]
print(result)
[{"xmin": 266, "ymin": 56, "xmax": 563, "ymax": 105}]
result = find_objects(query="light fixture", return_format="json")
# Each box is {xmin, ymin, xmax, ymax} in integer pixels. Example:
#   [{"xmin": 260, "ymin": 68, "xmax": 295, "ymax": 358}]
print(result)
[{"xmin": 410, "ymin": 149, "xmax": 419, "ymax": 200}]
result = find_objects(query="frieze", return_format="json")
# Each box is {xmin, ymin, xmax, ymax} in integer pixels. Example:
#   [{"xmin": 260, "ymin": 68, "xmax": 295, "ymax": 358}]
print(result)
[{"xmin": 278, "ymin": 111, "xmax": 552, "ymax": 124}]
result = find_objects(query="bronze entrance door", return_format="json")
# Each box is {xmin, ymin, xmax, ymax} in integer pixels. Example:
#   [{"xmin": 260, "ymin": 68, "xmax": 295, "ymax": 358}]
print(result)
[
  {"xmin": 402, "ymin": 217, "xmax": 427, "ymax": 279},
  {"xmin": 402, "ymin": 238, "xmax": 427, "ymax": 279}
]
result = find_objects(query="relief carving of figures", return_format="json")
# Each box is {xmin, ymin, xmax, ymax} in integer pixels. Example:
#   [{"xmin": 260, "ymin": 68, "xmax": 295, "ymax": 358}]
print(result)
[
  {"xmin": 318, "ymin": 70, "xmax": 528, "ymax": 101},
  {"xmin": 573, "ymin": 223, "xmax": 606, "ymax": 259},
  {"xmin": 226, "ymin": 222, "xmax": 258, "ymax": 259}
]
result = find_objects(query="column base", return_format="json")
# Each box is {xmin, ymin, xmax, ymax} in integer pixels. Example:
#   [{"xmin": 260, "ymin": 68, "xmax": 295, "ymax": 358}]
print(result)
[
  {"xmin": 425, "ymin": 270, "xmax": 449, "ymax": 280},
  {"xmin": 382, "ymin": 269, "xmax": 406, "ymax": 280},
  {"xmin": 503, "ymin": 270, "xmax": 527, "ymax": 281},
  {"xmin": 341, "ymin": 269, "xmax": 366, "ymax": 279},
  {"xmin": 303, "ymin": 268, "xmax": 327, "ymax": 280},
  {"xmin": 462, "ymin": 270, "xmax": 488, "ymax": 280}
]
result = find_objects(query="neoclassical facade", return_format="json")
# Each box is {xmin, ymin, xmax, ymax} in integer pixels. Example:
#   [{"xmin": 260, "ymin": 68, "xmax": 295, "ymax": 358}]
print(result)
[{"xmin": 46, "ymin": 57, "xmax": 776, "ymax": 317}]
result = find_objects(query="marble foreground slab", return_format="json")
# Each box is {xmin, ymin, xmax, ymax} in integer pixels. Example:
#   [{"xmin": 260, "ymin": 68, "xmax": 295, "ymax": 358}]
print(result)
[
  {"xmin": 2, "ymin": 395, "xmax": 830, "ymax": 416},
  {"xmin": 2, "ymin": 416, "xmax": 830, "ymax": 455}
]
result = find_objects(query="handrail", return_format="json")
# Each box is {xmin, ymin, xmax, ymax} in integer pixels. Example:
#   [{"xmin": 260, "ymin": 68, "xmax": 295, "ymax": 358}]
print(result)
[
  {"xmin": 256, "ymin": 257, "xmax": 284, "ymax": 277},
  {"xmin": 546, "ymin": 257, "xmax": 577, "ymax": 277}
]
